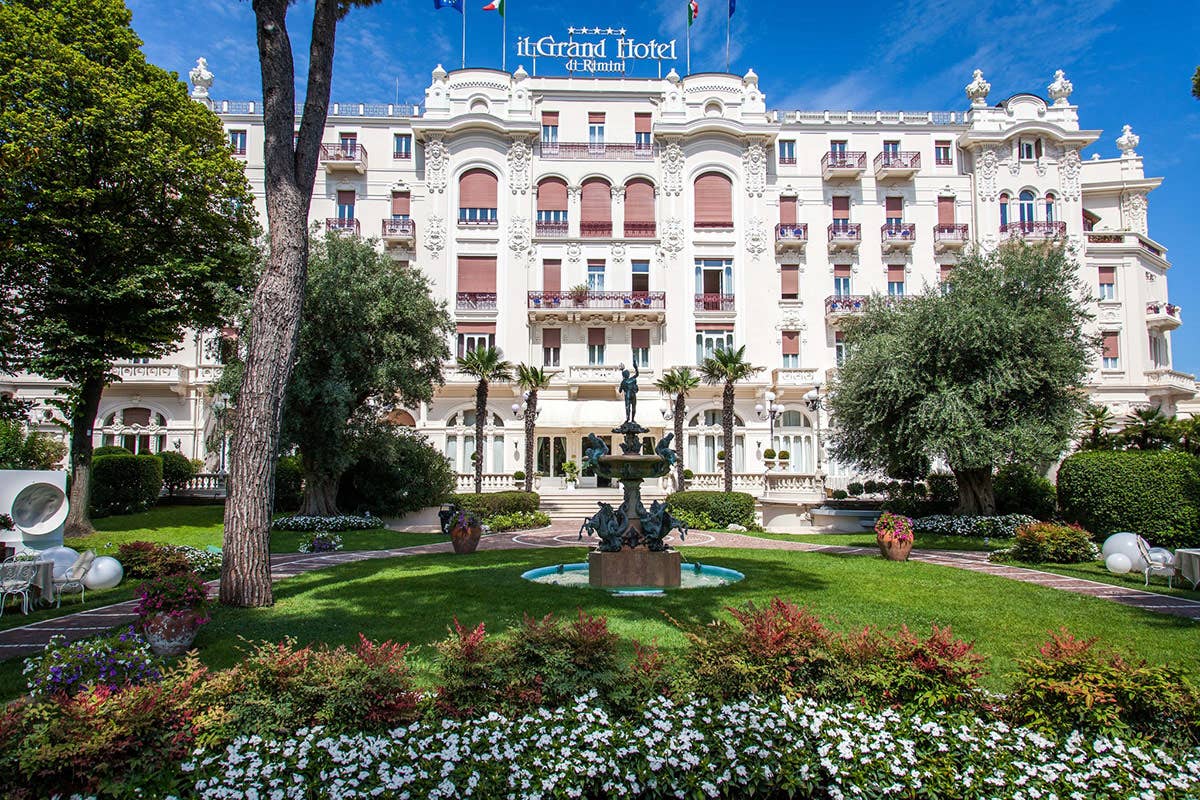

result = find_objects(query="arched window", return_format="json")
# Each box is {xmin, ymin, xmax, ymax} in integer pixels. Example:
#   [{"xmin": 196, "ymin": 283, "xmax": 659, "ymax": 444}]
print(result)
[
  {"xmin": 694, "ymin": 172, "xmax": 733, "ymax": 229},
  {"xmin": 1044, "ymin": 193, "xmax": 1056, "ymax": 223},
  {"xmin": 100, "ymin": 407, "xmax": 167, "ymax": 454},
  {"xmin": 458, "ymin": 168, "xmax": 498, "ymax": 224},
  {"xmin": 999, "ymin": 193, "xmax": 1010, "ymax": 228},
  {"xmin": 775, "ymin": 411, "xmax": 816, "ymax": 473},
  {"xmin": 580, "ymin": 177, "xmax": 612, "ymax": 237},
  {"xmin": 536, "ymin": 177, "xmax": 568, "ymax": 232},
  {"xmin": 624, "ymin": 178, "xmax": 656, "ymax": 237},
  {"xmin": 1018, "ymin": 190, "xmax": 1035, "ymax": 225},
  {"xmin": 384, "ymin": 409, "xmax": 416, "ymax": 427}
]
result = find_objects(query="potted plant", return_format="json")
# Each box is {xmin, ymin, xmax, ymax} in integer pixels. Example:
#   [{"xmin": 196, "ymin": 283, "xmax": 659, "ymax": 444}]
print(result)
[
  {"xmin": 762, "ymin": 448, "xmax": 777, "ymax": 470},
  {"xmin": 441, "ymin": 505, "xmax": 485, "ymax": 554},
  {"xmin": 512, "ymin": 469, "xmax": 526, "ymax": 488},
  {"xmin": 134, "ymin": 572, "xmax": 211, "ymax": 656},
  {"xmin": 569, "ymin": 283, "xmax": 589, "ymax": 306},
  {"xmin": 562, "ymin": 459, "xmax": 580, "ymax": 490},
  {"xmin": 777, "ymin": 450, "xmax": 791, "ymax": 464},
  {"xmin": 716, "ymin": 450, "xmax": 726, "ymax": 463},
  {"xmin": 874, "ymin": 511, "xmax": 915, "ymax": 562}
]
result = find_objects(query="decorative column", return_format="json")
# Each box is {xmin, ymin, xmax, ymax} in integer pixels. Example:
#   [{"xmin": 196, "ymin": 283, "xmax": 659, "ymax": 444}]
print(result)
[
  {"xmin": 567, "ymin": 184, "xmax": 582, "ymax": 238},
  {"xmin": 611, "ymin": 185, "xmax": 625, "ymax": 239}
]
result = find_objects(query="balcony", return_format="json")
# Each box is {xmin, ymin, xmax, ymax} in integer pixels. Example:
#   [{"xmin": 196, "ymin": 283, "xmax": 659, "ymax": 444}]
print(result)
[
  {"xmin": 880, "ymin": 223, "xmax": 916, "ymax": 252},
  {"xmin": 624, "ymin": 221, "xmax": 657, "ymax": 238},
  {"xmin": 535, "ymin": 220, "xmax": 569, "ymax": 238},
  {"xmin": 821, "ymin": 151, "xmax": 866, "ymax": 180},
  {"xmin": 536, "ymin": 141, "xmax": 657, "ymax": 160},
  {"xmin": 456, "ymin": 292, "xmax": 497, "ymax": 311},
  {"xmin": 381, "ymin": 218, "xmax": 415, "ymax": 245},
  {"xmin": 775, "ymin": 223, "xmax": 808, "ymax": 251},
  {"xmin": 874, "ymin": 151, "xmax": 920, "ymax": 180},
  {"xmin": 1002, "ymin": 221, "xmax": 1066, "ymax": 240},
  {"xmin": 325, "ymin": 217, "xmax": 360, "ymax": 235},
  {"xmin": 827, "ymin": 222, "xmax": 861, "ymax": 252},
  {"xmin": 580, "ymin": 221, "xmax": 613, "ymax": 238},
  {"xmin": 1145, "ymin": 368, "xmax": 1197, "ymax": 400},
  {"xmin": 1146, "ymin": 302, "xmax": 1182, "ymax": 331},
  {"xmin": 527, "ymin": 290, "xmax": 666, "ymax": 323},
  {"xmin": 825, "ymin": 295, "xmax": 868, "ymax": 323},
  {"xmin": 1085, "ymin": 231, "xmax": 1169, "ymax": 264},
  {"xmin": 695, "ymin": 293, "xmax": 736, "ymax": 312},
  {"xmin": 933, "ymin": 223, "xmax": 969, "ymax": 252},
  {"xmin": 320, "ymin": 142, "xmax": 367, "ymax": 173}
]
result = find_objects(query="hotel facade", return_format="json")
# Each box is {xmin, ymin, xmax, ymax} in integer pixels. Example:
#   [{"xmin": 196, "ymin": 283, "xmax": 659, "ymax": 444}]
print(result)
[{"xmin": 4, "ymin": 60, "xmax": 1193, "ymax": 498}]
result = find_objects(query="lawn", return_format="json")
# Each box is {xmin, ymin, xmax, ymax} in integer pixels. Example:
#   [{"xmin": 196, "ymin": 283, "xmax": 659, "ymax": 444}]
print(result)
[
  {"xmin": 1029, "ymin": 560, "xmax": 1200, "ymax": 601},
  {"xmin": 735, "ymin": 530, "xmax": 1000, "ymax": 552}
]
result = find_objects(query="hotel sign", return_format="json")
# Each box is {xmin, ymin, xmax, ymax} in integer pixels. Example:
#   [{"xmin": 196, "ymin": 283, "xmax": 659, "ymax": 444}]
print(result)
[{"xmin": 515, "ymin": 26, "xmax": 677, "ymax": 75}]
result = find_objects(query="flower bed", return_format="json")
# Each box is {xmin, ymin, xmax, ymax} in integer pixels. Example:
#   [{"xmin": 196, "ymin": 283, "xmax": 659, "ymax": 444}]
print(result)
[
  {"xmin": 272, "ymin": 514, "xmax": 380, "ymax": 532},
  {"xmin": 481, "ymin": 510, "xmax": 550, "ymax": 532},
  {"xmin": 913, "ymin": 513, "xmax": 1036, "ymax": 539},
  {"xmin": 22, "ymin": 626, "xmax": 160, "ymax": 698},
  {"xmin": 298, "ymin": 532, "xmax": 343, "ymax": 553}
]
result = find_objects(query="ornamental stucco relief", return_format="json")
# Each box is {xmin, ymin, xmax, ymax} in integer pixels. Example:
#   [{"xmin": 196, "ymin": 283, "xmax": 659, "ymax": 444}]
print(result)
[
  {"xmin": 506, "ymin": 138, "xmax": 531, "ymax": 195},
  {"xmin": 425, "ymin": 214, "xmax": 446, "ymax": 255},
  {"xmin": 1060, "ymin": 149, "xmax": 1081, "ymax": 201},
  {"xmin": 661, "ymin": 140, "xmax": 684, "ymax": 196},
  {"xmin": 657, "ymin": 217, "xmax": 686, "ymax": 259},
  {"xmin": 1121, "ymin": 191, "xmax": 1148, "ymax": 235},
  {"xmin": 424, "ymin": 136, "xmax": 448, "ymax": 193},
  {"xmin": 509, "ymin": 216, "xmax": 532, "ymax": 259},
  {"xmin": 745, "ymin": 217, "xmax": 768, "ymax": 260},
  {"xmin": 743, "ymin": 139, "xmax": 767, "ymax": 197}
]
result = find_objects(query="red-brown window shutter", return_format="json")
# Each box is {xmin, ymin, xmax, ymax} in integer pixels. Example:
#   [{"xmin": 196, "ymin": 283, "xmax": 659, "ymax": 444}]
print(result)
[
  {"xmin": 541, "ymin": 111, "xmax": 559, "ymax": 126},
  {"xmin": 779, "ymin": 196, "xmax": 797, "ymax": 226},
  {"xmin": 457, "ymin": 322, "xmax": 496, "ymax": 335},
  {"xmin": 885, "ymin": 196, "xmax": 903, "ymax": 218},
  {"xmin": 634, "ymin": 113, "xmax": 652, "ymax": 133},
  {"xmin": 337, "ymin": 190, "xmax": 356, "ymax": 206},
  {"xmin": 1098, "ymin": 266, "xmax": 1116, "ymax": 283},
  {"xmin": 457, "ymin": 256, "xmax": 497, "ymax": 293},
  {"xmin": 781, "ymin": 331, "xmax": 800, "ymax": 356},
  {"xmin": 694, "ymin": 172, "xmax": 733, "ymax": 225},
  {"xmin": 940, "ymin": 263, "xmax": 955, "ymax": 280},
  {"xmin": 542, "ymin": 260, "xmax": 561, "ymax": 293},
  {"xmin": 459, "ymin": 168, "xmax": 498, "ymax": 208},
  {"xmin": 937, "ymin": 196, "xmax": 955, "ymax": 225},
  {"xmin": 833, "ymin": 264, "xmax": 852, "ymax": 278},
  {"xmin": 581, "ymin": 178, "xmax": 612, "ymax": 224},
  {"xmin": 781, "ymin": 264, "xmax": 799, "ymax": 296},
  {"xmin": 588, "ymin": 111, "xmax": 605, "ymax": 124},
  {"xmin": 631, "ymin": 329, "xmax": 650, "ymax": 349},
  {"xmin": 543, "ymin": 328, "xmax": 561, "ymax": 348},
  {"xmin": 695, "ymin": 323, "xmax": 734, "ymax": 332},
  {"xmin": 588, "ymin": 327, "xmax": 606, "ymax": 346},
  {"xmin": 537, "ymin": 177, "xmax": 568, "ymax": 211},
  {"xmin": 831, "ymin": 195, "xmax": 850, "ymax": 220},
  {"xmin": 391, "ymin": 192, "xmax": 410, "ymax": 216},
  {"xmin": 1101, "ymin": 331, "xmax": 1119, "ymax": 359},
  {"xmin": 887, "ymin": 265, "xmax": 906, "ymax": 283},
  {"xmin": 624, "ymin": 179, "xmax": 655, "ymax": 222}
]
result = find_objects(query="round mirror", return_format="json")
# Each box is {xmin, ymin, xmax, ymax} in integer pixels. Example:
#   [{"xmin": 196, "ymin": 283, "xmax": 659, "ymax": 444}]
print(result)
[{"xmin": 11, "ymin": 482, "xmax": 69, "ymax": 536}]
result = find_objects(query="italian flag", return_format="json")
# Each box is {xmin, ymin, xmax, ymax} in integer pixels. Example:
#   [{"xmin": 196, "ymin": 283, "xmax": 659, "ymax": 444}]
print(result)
[
  {"xmin": 688, "ymin": 0, "xmax": 698, "ymax": 25},
  {"xmin": 482, "ymin": 0, "xmax": 504, "ymax": 15}
]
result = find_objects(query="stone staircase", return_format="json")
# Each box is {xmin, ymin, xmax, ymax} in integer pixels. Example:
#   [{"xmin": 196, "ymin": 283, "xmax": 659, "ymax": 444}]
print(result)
[{"xmin": 539, "ymin": 489, "xmax": 668, "ymax": 521}]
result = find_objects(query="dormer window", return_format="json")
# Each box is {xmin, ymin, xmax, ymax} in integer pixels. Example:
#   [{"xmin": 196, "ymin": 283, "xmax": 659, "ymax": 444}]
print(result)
[{"xmin": 1019, "ymin": 139, "xmax": 1043, "ymax": 161}]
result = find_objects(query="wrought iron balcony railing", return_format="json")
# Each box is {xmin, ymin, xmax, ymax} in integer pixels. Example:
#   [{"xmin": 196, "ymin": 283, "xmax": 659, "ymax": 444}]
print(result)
[
  {"xmin": 1001, "ymin": 221, "xmax": 1067, "ymax": 238},
  {"xmin": 536, "ymin": 141, "xmax": 657, "ymax": 160},
  {"xmin": 580, "ymin": 221, "xmax": 613, "ymax": 238},
  {"xmin": 933, "ymin": 223, "xmax": 969, "ymax": 245},
  {"xmin": 623, "ymin": 221, "xmax": 657, "ymax": 238},
  {"xmin": 456, "ymin": 292, "xmax": 497, "ymax": 310},
  {"xmin": 319, "ymin": 142, "xmax": 367, "ymax": 170},
  {"xmin": 535, "ymin": 220, "xmax": 569, "ymax": 237},
  {"xmin": 325, "ymin": 217, "xmax": 360, "ymax": 234},
  {"xmin": 827, "ymin": 222, "xmax": 862, "ymax": 242},
  {"xmin": 381, "ymin": 218, "xmax": 415, "ymax": 239},
  {"xmin": 775, "ymin": 223, "xmax": 808, "ymax": 243},
  {"xmin": 527, "ymin": 291, "xmax": 666, "ymax": 310},
  {"xmin": 874, "ymin": 151, "xmax": 921, "ymax": 172},
  {"xmin": 694, "ymin": 293, "xmax": 735, "ymax": 312}
]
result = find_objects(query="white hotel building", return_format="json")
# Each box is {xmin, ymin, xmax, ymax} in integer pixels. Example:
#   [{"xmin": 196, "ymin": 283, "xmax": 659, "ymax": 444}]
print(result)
[{"xmin": 4, "ymin": 61, "xmax": 1193, "ymax": 497}]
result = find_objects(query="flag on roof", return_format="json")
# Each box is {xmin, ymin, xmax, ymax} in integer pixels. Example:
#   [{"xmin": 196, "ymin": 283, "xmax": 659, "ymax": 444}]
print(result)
[
  {"xmin": 728, "ymin": 0, "xmax": 735, "ymax": 16},
  {"xmin": 688, "ymin": 0, "xmax": 699, "ymax": 25},
  {"xmin": 482, "ymin": 0, "xmax": 504, "ymax": 14},
  {"xmin": 434, "ymin": 0, "xmax": 463, "ymax": 11}
]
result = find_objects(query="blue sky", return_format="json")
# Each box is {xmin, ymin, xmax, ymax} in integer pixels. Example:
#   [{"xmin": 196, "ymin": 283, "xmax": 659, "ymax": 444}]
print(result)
[{"xmin": 129, "ymin": 0, "xmax": 1199, "ymax": 372}]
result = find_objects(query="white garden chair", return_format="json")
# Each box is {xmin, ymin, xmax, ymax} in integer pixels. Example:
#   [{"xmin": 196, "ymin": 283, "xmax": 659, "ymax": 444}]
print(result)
[
  {"xmin": 0, "ymin": 560, "xmax": 38, "ymax": 616},
  {"xmin": 1136, "ymin": 536, "xmax": 1176, "ymax": 588},
  {"xmin": 53, "ymin": 550, "xmax": 96, "ymax": 607}
]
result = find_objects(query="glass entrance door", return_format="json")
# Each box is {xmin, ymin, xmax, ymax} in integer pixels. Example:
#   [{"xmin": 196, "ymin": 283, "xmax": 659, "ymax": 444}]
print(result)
[
  {"xmin": 536, "ymin": 436, "xmax": 567, "ymax": 476},
  {"xmin": 579, "ymin": 435, "xmax": 613, "ymax": 487}
]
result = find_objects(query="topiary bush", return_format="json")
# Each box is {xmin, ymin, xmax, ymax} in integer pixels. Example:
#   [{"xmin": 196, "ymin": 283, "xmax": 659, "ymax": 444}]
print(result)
[
  {"xmin": 338, "ymin": 429, "xmax": 455, "ymax": 516},
  {"xmin": 665, "ymin": 491, "xmax": 755, "ymax": 529},
  {"xmin": 1057, "ymin": 451, "xmax": 1200, "ymax": 548},
  {"xmin": 997, "ymin": 522, "xmax": 1099, "ymax": 564},
  {"xmin": 91, "ymin": 445, "xmax": 133, "ymax": 458},
  {"xmin": 994, "ymin": 464, "xmax": 1057, "ymax": 520},
  {"xmin": 449, "ymin": 490, "xmax": 540, "ymax": 518},
  {"xmin": 90, "ymin": 454, "xmax": 162, "ymax": 516},
  {"xmin": 831, "ymin": 489, "xmax": 848, "ymax": 500},
  {"xmin": 157, "ymin": 450, "xmax": 195, "ymax": 496},
  {"xmin": 846, "ymin": 481, "xmax": 864, "ymax": 497},
  {"xmin": 274, "ymin": 455, "xmax": 303, "ymax": 512}
]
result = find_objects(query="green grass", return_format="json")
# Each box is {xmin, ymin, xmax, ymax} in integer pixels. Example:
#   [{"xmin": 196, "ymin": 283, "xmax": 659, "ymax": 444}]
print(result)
[
  {"xmin": 735, "ymin": 531, "xmax": 1000, "ymax": 552},
  {"xmin": 1022, "ymin": 561, "xmax": 1200, "ymax": 601}
]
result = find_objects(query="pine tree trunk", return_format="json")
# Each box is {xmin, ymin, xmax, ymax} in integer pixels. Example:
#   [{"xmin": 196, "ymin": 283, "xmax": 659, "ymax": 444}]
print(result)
[
  {"xmin": 722, "ymin": 382, "xmax": 735, "ymax": 493},
  {"xmin": 298, "ymin": 470, "xmax": 340, "ymax": 516},
  {"xmin": 474, "ymin": 380, "xmax": 487, "ymax": 493},
  {"xmin": 673, "ymin": 394, "xmax": 686, "ymax": 490},
  {"xmin": 523, "ymin": 391, "xmax": 537, "ymax": 493},
  {"xmin": 953, "ymin": 466, "xmax": 996, "ymax": 515},
  {"xmin": 221, "ymin": 0, "xmax": 340, "ymax": 608},
  {"xmin": 63, "ymin": 374, "xmax": 105, "ymax": 537}
]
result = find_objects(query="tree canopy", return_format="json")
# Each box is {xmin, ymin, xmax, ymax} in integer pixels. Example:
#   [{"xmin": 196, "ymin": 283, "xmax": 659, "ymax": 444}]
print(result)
[
  {"xmin": 0, "ymin": 0, "xmax": 257, "ymax": 533},
  {"xmin": 828, "ymin": 242, "xmax": 1094, "ymax": 514}
]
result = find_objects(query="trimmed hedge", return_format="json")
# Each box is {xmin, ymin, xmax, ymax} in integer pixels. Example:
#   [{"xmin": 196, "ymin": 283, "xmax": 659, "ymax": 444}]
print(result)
[
  {"xmin": 450, "ymin": 490, "xmax": 540, "ymax": 518},
  {"xmin": 994, "ymin": 464, "xmax": 1057, "ymax": 520},
  {"xmin": 91, "ymin": 445, "xmax": 132, "ymax": 458},
  {"xmin": 157, "ymin": 451, "xmax": 195, "ymax": 496},
  {"xmin": 90, "ymin": 454, "xmax": 163, "ymax": 517},
  {"xmin": 1057, "ymin": 451, "xmax": 1200, "ymax": 548},
  {"xmin": 665, "ymin": 491, "xmax": 756, "ymax": 528}
]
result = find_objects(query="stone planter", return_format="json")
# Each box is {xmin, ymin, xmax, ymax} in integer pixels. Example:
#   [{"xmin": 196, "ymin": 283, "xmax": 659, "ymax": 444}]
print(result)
[
  {"xmin": 877, "ymin": 536, "xmax": 913, "ymax": 562},
  {"xmin": 451, "ymin": 523, "xmax": 483, "ymax": 554},
  {"xmin": 142, "ymin": 611, "xmax": 206, "ymax": 656}
]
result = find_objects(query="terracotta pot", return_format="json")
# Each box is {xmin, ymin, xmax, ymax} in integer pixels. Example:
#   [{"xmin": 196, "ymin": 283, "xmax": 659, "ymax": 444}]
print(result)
[
  {"xmin": 877, "ymin": 536, "xmax": 913, "ymax": 562},
  {"xmin": 451, "ymin": 523, "xmax": 483, "ymax": 554},
  {"xmin": 142, "ymin": 610, "xmax": 205, "ymax": 656}
]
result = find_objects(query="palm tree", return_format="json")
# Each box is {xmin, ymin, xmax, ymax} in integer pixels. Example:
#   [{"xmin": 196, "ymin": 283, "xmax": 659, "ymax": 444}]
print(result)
[
  {"xmin": 456, "ymin": 346, "xmax": 513, "ymax": 493},
  {"xmin": 515, "ymin": 363, "xmax": 552, "ymax": 492},
  {"xmin": 1121, "ymin": 405, "xmax": 1172, "ymax": 451},
  {"xmin": 1172, "ymin": 415, "xmax": 1200, "ymax": 455},
  {"xmin": 699, "ymin": 346, "xmax": 763, "ymax": 492},
  {"xmin": 655, "ymin": 366, "xmax": 700, "ymax": 490},
  {"xmin": 1079, "ymin": 403, "xmax": 1117, "ymax": 449}
]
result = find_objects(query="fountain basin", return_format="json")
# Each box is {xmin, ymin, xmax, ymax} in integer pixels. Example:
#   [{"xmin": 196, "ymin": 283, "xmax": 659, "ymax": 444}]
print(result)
[
  {"xmin": 521, "ymin": 562, "xmax": 744, "ymax": 595},
  {"xmin": 595, "ymin": 453, "xmax": 671, "ymax": 481}
]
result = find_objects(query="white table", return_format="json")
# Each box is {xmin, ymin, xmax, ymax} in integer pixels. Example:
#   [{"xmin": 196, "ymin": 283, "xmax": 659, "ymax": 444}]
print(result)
[{"xmin": 1175, "ymin": 549, "xmax": 1200, "ymax": 590}]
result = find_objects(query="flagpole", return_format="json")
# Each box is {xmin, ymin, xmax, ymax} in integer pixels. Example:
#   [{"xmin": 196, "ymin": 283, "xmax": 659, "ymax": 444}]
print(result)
[
  {"xmin": 725, "ymin": 8, "xmax": 730, "ymax": 72},
  {"xmin": 461, "ymin": 2, "xmax": 467, "ymax": 69},
  {"xmin": 502, "ymin": 7, "xmax": 506, "ymax": 72},
  {"xmin": 686, "ymin": 7, "xmax": 690, "ymax": 75}
]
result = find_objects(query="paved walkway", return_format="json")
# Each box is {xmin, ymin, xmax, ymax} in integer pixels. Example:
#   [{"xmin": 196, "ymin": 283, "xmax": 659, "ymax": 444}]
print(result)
[{"xmin": 1, "ymin": 521, "xmax": 1196, "ymax": 660}]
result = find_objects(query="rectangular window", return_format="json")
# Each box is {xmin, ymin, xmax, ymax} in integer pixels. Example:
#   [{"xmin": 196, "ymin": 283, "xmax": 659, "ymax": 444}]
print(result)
[
  {"xmin": 1098, "ymin": 266, "xmax": 1116, "ymax": 300},
  {"xmin": 339, "ymin": 132, "xmax": 357, "ymax": 156},
  {"xmin": 887, "ymin": 265, "xmax": 906, "ymax": 297},
  {"xmin": 935, "ymin": 140, "xmax": 952, "ymax": 166},
  {"xmin": 778, "ymin": 140, "xmax": 796, "ymax": 164},
  {"xmin": 831, "ymin": 195, "xmax": 850, "ymax": 230},
  {"xmin": 833, "ymin": 264, "xmax": 852, "ymax": 296},
  {"xmin": 1020, "ymin": 140, "xmax": 1036, "ymax": 160},
  {"xmin": 393, "ymin": 133, "xmax": 412, "ymax": 159},
  {"xmin": 695, "ymin": 258, "xmax": 733, "ymax": 304},
  {"xmin": 228, "ymin": 129, "xmax": 247, "ymax": 155},
  {"xmin": 830, "ymin": 140, "xmax": 847, "ymax": 155},
  {"xmin": 781, "ymin": 264, "xmax": 799, "ymax": 300},
  {"xmin": 634, "ymin": 113, "xmax": 652, "ymax": 150},
  {"xmin": 587, "ymin": 260, "xmax": 606, "ymax": 291},
  {"xmin": 458, "ymin": 207, "xmax": 498, "ymax": 223},
  {"xmin": 336, "ymin": 189, "xmax": 355, "ymax": 220},
  {"xmin": 782, "ymin": 330, "xmax": 800, "ymax": 368},
  {"xmin": 457, "ymin": 332, "xmax": 494, "ymax": 358},
  {"xmin": 884, "ymin": 196, "xmax": 903, "ymax": 227},
  {"xmin": 632, "ymin": 328, "xmax": 650, "ymax": 368},
  {"xmin": 883, "ymin": 140, "xmax": 900, "ymax": 156},
  {"xmin": 588, "ymin": 112, "xmax": 605, "ymax": 149},
  {"xmin": 631, "ymin": 261, "xmax": 650, "ymax": 293},
  {"xmin": 588, "ymin": 327, "xmax": 606, "ymax": 365},
  {"xmin": 537, "ymin": 209, "xmax": 568, "ymax": 223},
  {"xmin": 542, "ymin": 259, "xmax": 561, "ymax": 294},
  {"xmin": 696, "ymin": 328, "xmax": 734, "ymax": 364},
  {"xmin": 543, "ymin": 327, "xmax": 561, "ymax": 367},
  {"xmin": 834, "ymin": 332, "xmax": 848, "ymax": 367},
  {"xmin": 1101, "ymin": 331, "xmax": 1120, "ymax": 370},
  {"xmin": 390, "ymin": 191, "xmax": 410, "ymax": 220}
]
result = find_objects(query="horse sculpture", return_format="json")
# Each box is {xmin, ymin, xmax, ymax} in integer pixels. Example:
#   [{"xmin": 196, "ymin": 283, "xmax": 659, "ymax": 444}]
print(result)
[
  {"xmin": 654, "ymin": 433, "xmax": 678, "ymax": 467},
  {"xmin": 578, "ymin": 501, "xmax": 628, "ymax": 552},
  {"xmin": 639, "ymin": 499, "xmax": 687, "ymax": 552}
]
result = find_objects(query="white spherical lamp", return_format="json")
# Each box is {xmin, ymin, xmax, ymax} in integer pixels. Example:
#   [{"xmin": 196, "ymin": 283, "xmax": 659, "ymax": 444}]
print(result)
[
  {"xmin": 1105, "ymin": 553, "xmax": 1132, "ymax": 575},
  {"xmin": 39, "ymin": 546, "xmax": 80, "ymax": 578},
  {"xmin": 1101, "ymin": 532, "xmax": 1146, "ymax": 571},
  {"xmin": 82, "ymin": 556, "xmax": 124, "ymax": 590}
]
